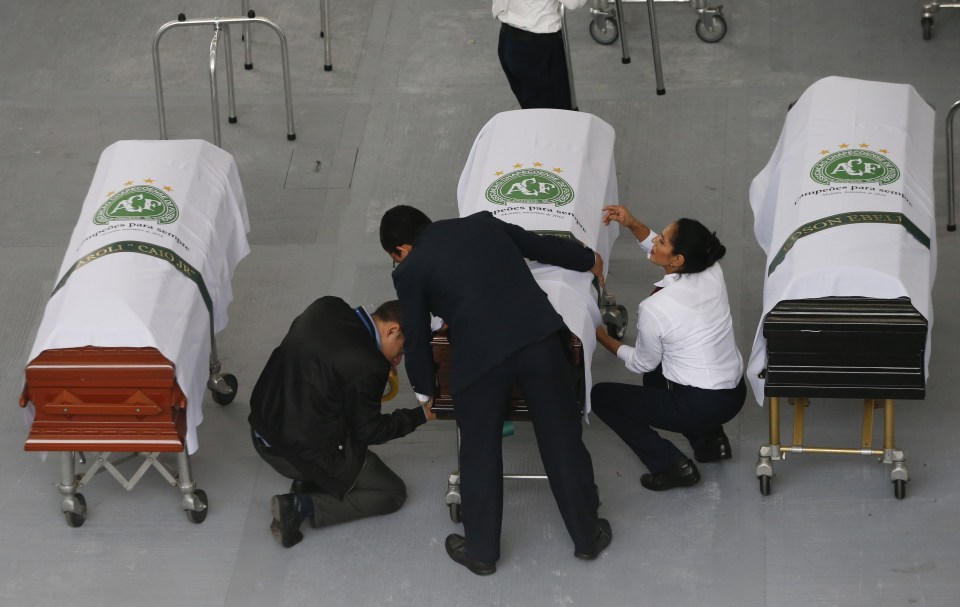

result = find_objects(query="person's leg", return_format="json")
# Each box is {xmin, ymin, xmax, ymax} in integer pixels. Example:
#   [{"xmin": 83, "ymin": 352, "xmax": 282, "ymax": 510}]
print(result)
[
  {"xmin": 514, "ymin": 333, "xmax": 602, "ymax": 554},
  {"xmin": 682, "ymin": 377, "xmax": 747, "ymax": 458},
  {"xmin": 498, "ymin": 28, "xmax": 526, "ymax": 107},
  {"xmin": 498, "ymin": 30, "xmax": 572, "ymax": 110},
  {"xmin": 590, "ymin": 382, "xmax": 687, "ymax": 473},
  {"xmin": 306, "ymin": 451, "xmax": 407, "ymax": 528},
  {"xmin": 452, "ymin": 364, "xmax": 512, "ymax": 563}
]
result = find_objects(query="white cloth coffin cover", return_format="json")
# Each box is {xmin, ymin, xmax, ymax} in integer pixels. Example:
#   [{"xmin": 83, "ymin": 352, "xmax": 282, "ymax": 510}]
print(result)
[
  {"xmin": 25, "ymin": 140, "xmax": 251, "ymax": 453},
  {"xmin": 457, "ymin": 109, "xmax": 620, "ymax": 415},
  {"xmin": 747, "ymin": 77, "xmax": 936, "ymax": 404}
]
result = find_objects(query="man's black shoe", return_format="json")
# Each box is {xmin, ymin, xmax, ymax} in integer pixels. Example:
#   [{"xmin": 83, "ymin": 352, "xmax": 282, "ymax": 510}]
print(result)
[
  {"xmin": 640, "ymin": 458, "xmax": 701, "ymax": 491},
  {"xmin": 271, "ymin": 494, "xmax": 304, "ymax": 548},
  {"xmin": 445, "ymin": 534, "xmax": 496, "ymax": 575},
  {"xmin": 575, "ymin": 518, "xmax": 612, "ymax": 560},
  {"xmin": 694, "ymin": 433, "xmax": 733, "ymax": 463}
]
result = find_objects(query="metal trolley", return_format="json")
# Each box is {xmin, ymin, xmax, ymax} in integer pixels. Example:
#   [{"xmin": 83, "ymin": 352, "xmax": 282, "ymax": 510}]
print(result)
[
  {"xmin": 755, "ymin": 297, "xmax": 925, "ymax": 500},
  {"xmin": 433, "ymin": 290, "xmax": 627, "ymax": 523},
  {"xmin": 588, "ymin": 0, "xmax": 727, "ymax": 45},
  {"xmin": 20, "ymin": 346, "xmax": 238, "ymax": 527}
]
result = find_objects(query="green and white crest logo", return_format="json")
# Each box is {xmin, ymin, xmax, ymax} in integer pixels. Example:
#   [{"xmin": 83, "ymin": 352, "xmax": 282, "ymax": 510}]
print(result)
[
  {"xmin": 485, "ymin": 167, "xmax": 575, "ymax": 206},
  {"xmin": 93, "ymin": 184, "xmax": 179, "ymax": 225},
  {"xmin": 810, "ymin": 148, "xmax": 900, "ymax": 186}
]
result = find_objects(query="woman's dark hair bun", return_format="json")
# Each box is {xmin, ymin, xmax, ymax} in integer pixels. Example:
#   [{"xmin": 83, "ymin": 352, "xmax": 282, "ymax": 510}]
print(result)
[{"xmin": 671, "ymin": 219, "xmax": 726, "ymax": 275}]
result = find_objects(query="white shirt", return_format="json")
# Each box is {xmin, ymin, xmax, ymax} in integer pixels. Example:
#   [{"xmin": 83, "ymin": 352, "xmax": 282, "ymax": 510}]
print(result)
[
  {"xmin": 616, "ymin": 232, "xmax": 744, "ymax": 390},
  {"xmin": 493, "ymin": 0, "xmax": 588, "ymax": 34}
]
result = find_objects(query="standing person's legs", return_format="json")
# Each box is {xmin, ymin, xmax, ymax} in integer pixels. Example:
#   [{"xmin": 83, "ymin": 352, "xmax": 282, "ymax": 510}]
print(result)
[
  {"xmin": 306, "ymin": 451, "xmax": 408, "ymax": 527},
  {"xmin": 514, "ymin": 333, "xmax": 602, "ymax": 553},
  {"xmin": 497, "ymin": 27, "xmax": 572, "ymax": 110},
  {"xmin": 451, "ymin": 364, "xmax": 513, "ymax": 563}
]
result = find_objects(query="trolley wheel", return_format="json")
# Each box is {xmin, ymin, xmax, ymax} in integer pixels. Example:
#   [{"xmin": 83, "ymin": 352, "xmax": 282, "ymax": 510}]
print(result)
[
  {"xmin": 212, "ymin": 373, "xmax": 239, "ymax": 406},
  {"xmin": 922, "ymin": 17, "xmax": 933, "ymax": 41},
  {"xmin": 893, "ymin": 479, "xmax": 906, "ymax": 500},
  {"xmin": 185, "ymin": 489, "xmax": 209, "ymax": 524},
  {"xmin": 589, "ymin": 17, "xmax": 619, "ymax": 45},
  {"xmin": 759, "ymin": 475, "xmax": 771, "ymax": 496},
  {"xmin": 695, "ymin": 14, "xmax": 727, "ymax": 43},
  {"xmin": 449, "ymin": 502, "xmax": 462, "ymax": 523},
  {"xmin": 64, "ymin": 493, "xmax": 87, "ymax": 528}
]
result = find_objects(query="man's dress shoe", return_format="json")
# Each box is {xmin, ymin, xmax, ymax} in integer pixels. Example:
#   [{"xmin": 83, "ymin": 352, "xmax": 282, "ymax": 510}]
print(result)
[
  {"xmin": 640, "ymin": 458, "xmax": 701, "ymax": 491},
  {"xmin": 445, "ymin": 534, "xmax": 496, "ymax": 575},
  {"xmin": 271, "ymin": 494, "xmax": 304, "ymax": 548},
  {"xmin": 694, "ymin": 433, "xmax": 732, "ymax": 463},
  {"xmin": 574, "ymin": 518, "xmax": 612, "ymax": 560}
]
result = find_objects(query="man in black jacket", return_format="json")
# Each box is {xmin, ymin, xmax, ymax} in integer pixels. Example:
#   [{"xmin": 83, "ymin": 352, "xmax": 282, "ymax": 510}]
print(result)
[
  {"xmin": 248, "ymin": 296, "xmax": 433, "ymax": 548},
  {"xmin": 380, "ymin": 205, "xmax": 612, "ymax": 575}
]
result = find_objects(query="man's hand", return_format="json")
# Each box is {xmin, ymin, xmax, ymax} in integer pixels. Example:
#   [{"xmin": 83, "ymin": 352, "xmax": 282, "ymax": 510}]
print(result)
[
  {"xmin": 421, "ymin": 397, "xmax": 437, "ymax": 421},
  {"xmin": 590, "ymin": 252, "xmax": 605, "ymax": 288}
]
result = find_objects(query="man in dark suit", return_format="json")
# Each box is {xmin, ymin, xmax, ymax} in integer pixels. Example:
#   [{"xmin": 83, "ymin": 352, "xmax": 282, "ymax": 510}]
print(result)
[
  {"xmin": 379, "ymin": 205, "xmax": 612, "ymax": 575},
  {"xmin": 248, "ymin": 297, "xmax": 434, "ymax": 548}
]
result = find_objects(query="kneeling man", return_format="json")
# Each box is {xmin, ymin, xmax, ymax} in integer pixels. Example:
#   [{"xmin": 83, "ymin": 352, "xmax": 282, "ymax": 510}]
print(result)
[{"xmin": 248, "ymin": 296, "xmax": 434, "ymax": 548}]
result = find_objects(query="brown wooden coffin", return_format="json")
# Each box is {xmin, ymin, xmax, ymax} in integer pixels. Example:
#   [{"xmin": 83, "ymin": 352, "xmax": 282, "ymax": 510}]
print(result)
[
  {"xmin": 430, "ymin": 329, "xmax": 585, "ymax": 420},
  {"xmin": 20, "ymin": 347, "xmax": 187, "ymax": 452}
]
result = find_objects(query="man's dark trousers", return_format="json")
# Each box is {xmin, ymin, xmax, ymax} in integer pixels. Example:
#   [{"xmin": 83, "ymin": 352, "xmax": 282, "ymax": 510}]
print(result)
[
  {"xmin": 253, "ymin": 435, "xmax": 407, "ymax": 527},
  {"xmin": 454, "ymin": 331, "xmax": 600, "ymax": 563},
  {"xmin": 497, "ymin": 23, "xmax": 573, "ymax": 110}
]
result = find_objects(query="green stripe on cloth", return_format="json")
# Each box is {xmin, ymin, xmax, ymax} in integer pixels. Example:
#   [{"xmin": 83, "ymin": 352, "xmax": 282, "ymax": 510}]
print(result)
[
  {"xmin": 52, "ymin": 240, "xmax": 214, "ymax": 336},
  {"xmin": 768, "ymin": 212, "xmax": 930, "ymax": 276}
]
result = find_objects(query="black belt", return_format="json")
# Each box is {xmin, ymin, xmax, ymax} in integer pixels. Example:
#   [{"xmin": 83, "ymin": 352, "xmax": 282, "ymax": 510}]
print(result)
[{"xmin": 500, "ymin": 22, "xmax": 562, "ymax": 42}]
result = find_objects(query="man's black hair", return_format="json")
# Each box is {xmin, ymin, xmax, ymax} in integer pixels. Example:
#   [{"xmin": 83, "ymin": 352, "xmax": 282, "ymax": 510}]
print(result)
[
  {"xmin": 372, "ymin": 300, "xmax": 403, "ymax": 328},
  {"xmin": 380, "ymin": 205, "xmax": 432, "ymax": 255}
]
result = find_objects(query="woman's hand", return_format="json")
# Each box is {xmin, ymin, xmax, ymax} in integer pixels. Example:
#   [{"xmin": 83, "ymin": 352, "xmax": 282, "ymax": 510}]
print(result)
[
  {"xmin": 602, "ymin": 205, "xmax": 650, "ymax": 242},
  {"xmin": 595, "ymin": 325, "xmax": 621, "ymax": 355},
  {"xmin": 602, "ymin": 205, "xmax": 638, "ymax": 228}
]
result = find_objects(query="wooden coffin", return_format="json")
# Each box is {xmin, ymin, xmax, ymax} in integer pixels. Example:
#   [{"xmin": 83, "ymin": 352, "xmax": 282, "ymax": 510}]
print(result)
[
  {"xmin": 762, "ymin": 297, "xmax": 927, "ymax": 399},
  {"xmin": 430, "ymin": 329, "xmax": 585, "ymax": 420},
  {"xmin": 20, "ymin": 347, "xmax": 187, "ymax": 452}
]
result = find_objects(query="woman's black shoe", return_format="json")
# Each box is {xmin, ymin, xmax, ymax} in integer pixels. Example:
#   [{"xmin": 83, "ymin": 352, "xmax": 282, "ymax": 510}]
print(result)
[
  {"xmin": 445, "ymin": 534, "xmax": 496, "ymax": 575},
  {"xmin": 694, "ymin": 434, "xmax": 732, "ymax": 463},
  {"xmin": 640, "ymin": 458, "xmax": 701, "ymax": 491}
]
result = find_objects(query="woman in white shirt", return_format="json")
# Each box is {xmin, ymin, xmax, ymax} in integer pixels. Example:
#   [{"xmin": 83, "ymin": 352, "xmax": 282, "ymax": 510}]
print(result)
[{"xmin": 593, "ymin": 205, "xmax": 746, "ymax": 491}]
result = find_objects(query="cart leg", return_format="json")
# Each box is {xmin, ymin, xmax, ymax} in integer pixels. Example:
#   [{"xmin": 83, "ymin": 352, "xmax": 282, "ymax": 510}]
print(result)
[
  {"xmin": 59, "ymin": 451, "xmax": 88, "ymax": 526},
  {"xmin": 176, "ymin": 449, "xmax": 209, "ymax": 523},
  {"xmin": 881, "ymin": 399, "xmax": 909, "ymax": 499},
  {"xmin": 446, "ymin": 428, "xmax": 462, "ymax": 523},
  {"xmin": 756, "ymin": 396, "xmax": 782, "ymax": 495}
]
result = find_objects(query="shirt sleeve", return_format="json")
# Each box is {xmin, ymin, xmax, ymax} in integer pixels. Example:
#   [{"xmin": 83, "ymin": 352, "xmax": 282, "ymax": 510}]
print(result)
[
  {"xmin": 638, "ymin": 230, "xmax": 656, "ymax": 254},
  {"xmin": 615, "ymin": 302, "xmax": 663, "ymax": 374}
]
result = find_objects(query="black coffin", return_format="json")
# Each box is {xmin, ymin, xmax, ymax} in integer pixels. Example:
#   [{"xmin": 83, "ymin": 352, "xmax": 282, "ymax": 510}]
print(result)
[{"xmin": 762, "ymin": 297, "xmax": 927, "ymax": 399}]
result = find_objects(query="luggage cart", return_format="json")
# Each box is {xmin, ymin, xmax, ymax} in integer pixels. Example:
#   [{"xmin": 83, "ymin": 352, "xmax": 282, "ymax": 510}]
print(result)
[
  {"xmin": 589, "ymin": 0, "xmax": 727, "ymax": 45},
  {"xmin": 20, "ymin": 139, "xmax": 250, "ymax": 526},
  {"xmin": 747, "ymin": 77, "xmax": 936, "ymax": 500}
]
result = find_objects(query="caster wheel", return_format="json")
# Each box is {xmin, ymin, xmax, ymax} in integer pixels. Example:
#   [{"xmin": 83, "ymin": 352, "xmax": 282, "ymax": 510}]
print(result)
[
  {"xmin": 589, "ymin": 17, "xmax": 619, "ymax": 45},
  {"xmin": 695, "ymin": 14, "xmax": 727, "ymax": 43},
  {"xmin": 893, "ymin": 479, "xmax": 906, "ymax": 500},
  {"xmin": 922, "ymin": 17, "xmax": 933, "ymax": 41},
  {"xmin": 759, "ymin": 475, "xmax": 771, "ymax": 496},
  {"xmin": 185, "ymin": 489, "xmax": 209, "ymax": 524},
  {"xmin": 605, "ymin": 305, "xmax": 628, "ymax": 340},
  {"xmin": 64, "ymin": 493, "xmax": 87, "ymax": 528},
  {"xmin": 212, "ymin": 374, "xmax": 238, "ymax": 406},
  {"xmin": 449, "ymin": 502, "xmax": 462, "ymax": 523}
]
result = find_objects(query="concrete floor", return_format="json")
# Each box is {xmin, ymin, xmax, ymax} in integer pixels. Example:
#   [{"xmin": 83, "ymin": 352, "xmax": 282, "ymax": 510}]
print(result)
[{"xmin": 2, "ymin": 1, "xmax": 960, "ymax": 605}]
